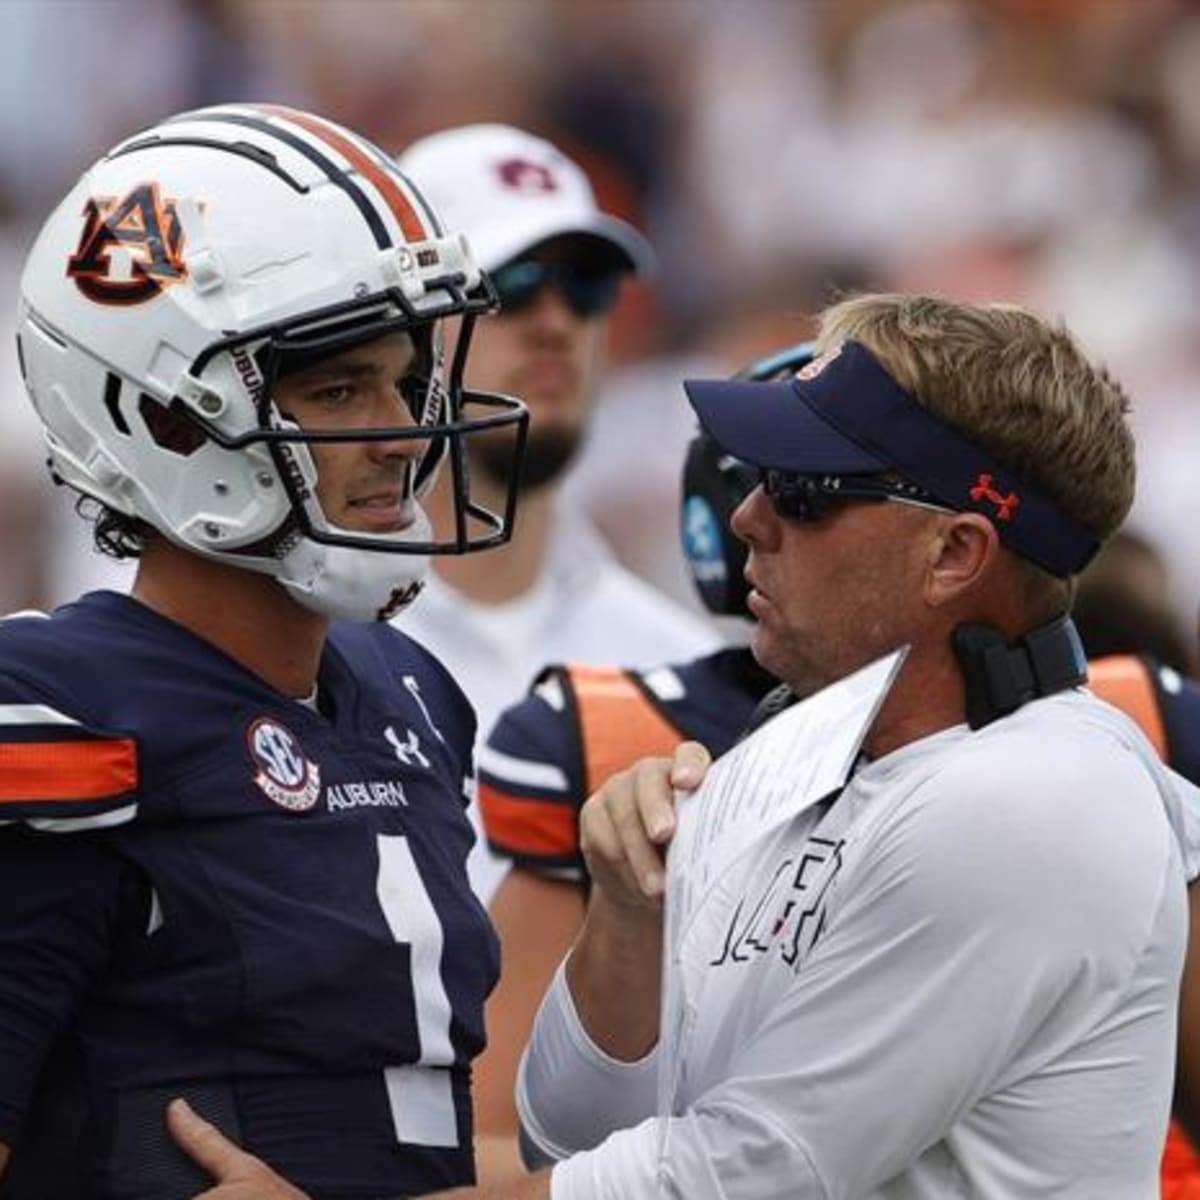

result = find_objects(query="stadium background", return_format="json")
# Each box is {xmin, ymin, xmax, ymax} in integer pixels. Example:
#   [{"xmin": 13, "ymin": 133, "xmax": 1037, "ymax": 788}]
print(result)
[{"xmin": 2, "ymin": 0, "xmax": 1198, "ymax": 640}]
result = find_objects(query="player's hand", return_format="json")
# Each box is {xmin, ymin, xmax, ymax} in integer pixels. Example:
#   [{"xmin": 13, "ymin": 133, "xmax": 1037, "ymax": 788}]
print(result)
[
  {"xmin": 579, "ymin": 740, "xmax": 710, "ymax": 911},
  {"xmin": 166, "ymin": 1099, "xmax": 311, "ymax": 1200}
]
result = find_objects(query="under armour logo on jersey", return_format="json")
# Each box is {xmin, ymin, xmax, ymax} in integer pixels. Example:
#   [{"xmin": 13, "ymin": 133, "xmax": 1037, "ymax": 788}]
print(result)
[
  {"xmin": 968, "ymin": 472, "xmax": 1020, "ymax": 522},
  {"xmin": 386, "ymin": 724, "xmax": 430, "ymax": 769},
  {"xmin": 495, "ymin": 158, "xmax": 559, "ymax": 193},
  {"xmin": 67, "ymin": 181, "xmax": 188, "ymax": 305}
]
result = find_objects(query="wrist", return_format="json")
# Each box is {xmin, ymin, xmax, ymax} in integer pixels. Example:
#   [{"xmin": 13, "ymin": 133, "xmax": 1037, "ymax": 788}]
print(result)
[{"xmin": 565, "ymin": 894, "xmax": 662, "ymax": 1060}]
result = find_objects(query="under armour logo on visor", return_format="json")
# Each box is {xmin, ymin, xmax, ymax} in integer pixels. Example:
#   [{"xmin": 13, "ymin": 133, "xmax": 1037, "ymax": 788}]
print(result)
[
  {"xmin": 969, "ymin": 473, "xmax": 1020, "ymax": 522},
  {"xmin": 495, "ymin": 158, "xmax": 558, "ymax": 193}
]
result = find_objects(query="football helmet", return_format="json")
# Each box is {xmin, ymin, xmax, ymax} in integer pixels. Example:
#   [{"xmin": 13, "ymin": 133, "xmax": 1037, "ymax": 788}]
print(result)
[
  {"xmin": 17, "ymin": 103, "xmax": 528, "ymax": 621},
  {"xmin": 680, "ymin": 341, "xmax": 815, "ymax": 617}
]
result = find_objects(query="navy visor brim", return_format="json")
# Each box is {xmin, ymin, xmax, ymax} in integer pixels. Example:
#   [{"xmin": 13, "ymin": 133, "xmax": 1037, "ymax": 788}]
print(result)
[
  {"xmin": 682, "ymin": 379, "xmax": 891, "ymax": 475},
  {"xmin": 684, "ymin": 341, "xmax": 1101, "ymax": 578}
]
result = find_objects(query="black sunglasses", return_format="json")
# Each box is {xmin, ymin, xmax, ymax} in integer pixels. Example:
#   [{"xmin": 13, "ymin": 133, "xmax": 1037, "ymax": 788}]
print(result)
[
  {"xmin": 490, "ymin": 259, "xmax": 623, "ymax": 319},
  {"xmin": 761, "ymin": 470, "xmax": 954, "ymax": 523}
]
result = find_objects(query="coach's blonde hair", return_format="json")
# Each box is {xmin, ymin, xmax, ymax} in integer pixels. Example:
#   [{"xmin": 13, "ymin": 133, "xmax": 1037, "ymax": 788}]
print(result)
[{"xmin": 815, "ymin": 294, "xmax": 1136, "ymax": 548}]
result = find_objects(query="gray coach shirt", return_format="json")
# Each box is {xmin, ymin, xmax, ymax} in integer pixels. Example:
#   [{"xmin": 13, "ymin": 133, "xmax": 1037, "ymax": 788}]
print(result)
[{"xmin": 530, "ymin": 690, "xmax": 1192, "ymax": 1199}]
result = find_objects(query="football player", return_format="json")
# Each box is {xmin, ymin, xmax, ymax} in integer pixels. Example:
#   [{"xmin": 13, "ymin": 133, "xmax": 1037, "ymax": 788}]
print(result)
[{"xmin": 0, "ymin": 105, "xmax": 528, "ymax": 1200}]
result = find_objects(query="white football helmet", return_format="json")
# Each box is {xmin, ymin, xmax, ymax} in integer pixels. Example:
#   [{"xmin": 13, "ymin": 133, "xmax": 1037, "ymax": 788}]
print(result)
[{"xmin": 17, "ymin": 103, "xmax": 528, "ymax": 621}]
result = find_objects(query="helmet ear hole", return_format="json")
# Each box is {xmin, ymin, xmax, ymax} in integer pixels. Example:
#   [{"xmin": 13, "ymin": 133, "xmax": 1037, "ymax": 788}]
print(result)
[
  {"xmin": 680, "ymin": 433, "xmax": 753, "ymax": 618},
  {"xmin": 103, "ymin": 372, "xmax": 132, "ymax": 436},
  {"xmin": 138, "ymin": 395, "xmax": 207, "ymax": 457}
]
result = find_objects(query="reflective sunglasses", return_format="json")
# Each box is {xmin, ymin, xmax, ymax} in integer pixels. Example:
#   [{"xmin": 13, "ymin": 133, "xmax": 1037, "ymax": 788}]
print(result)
[
  {"xmin": 490, "ymin": 259, "xmax": 623, "ymax": 318},
  {"xmin": 760, "ymin": 470, "xmax": 956, "ymax": 523}
]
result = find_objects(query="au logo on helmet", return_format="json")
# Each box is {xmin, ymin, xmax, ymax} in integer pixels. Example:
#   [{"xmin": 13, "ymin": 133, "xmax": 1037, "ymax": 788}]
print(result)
[{"xmin": 66, "ymin": 181, "xmax": 188, "ymax": 305}]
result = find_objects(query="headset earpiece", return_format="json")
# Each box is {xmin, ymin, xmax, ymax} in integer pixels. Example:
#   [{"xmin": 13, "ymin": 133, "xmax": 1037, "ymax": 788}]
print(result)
[
  {"xmin": 678, "ymin": 339, "xmax": 819, "ymax": 619},
  {"xmin": 681, "ymin": 432, "xmax": 755, "ymax": 617}
]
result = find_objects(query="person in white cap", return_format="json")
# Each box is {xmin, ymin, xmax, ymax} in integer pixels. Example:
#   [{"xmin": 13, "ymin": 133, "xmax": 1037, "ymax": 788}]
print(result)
[{"xmin": 392, "ymin": 125, "xmax": 719, "ymax": 905}]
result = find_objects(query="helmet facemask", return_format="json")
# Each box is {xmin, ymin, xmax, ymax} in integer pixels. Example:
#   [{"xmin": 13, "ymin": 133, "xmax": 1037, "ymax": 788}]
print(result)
[{"xmin": 172, "ymin": 282, "xmax": 529, "ymax": 621}]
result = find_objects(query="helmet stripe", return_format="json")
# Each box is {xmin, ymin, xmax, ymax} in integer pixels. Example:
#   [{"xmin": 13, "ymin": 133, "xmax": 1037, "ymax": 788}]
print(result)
[
  {"xmin": 259, "ymin": 105, "xmax": 430, "ymax": 244},
  {"xmin": 165, "ymin": 109, "xmax": 392, "ymax": 250}
]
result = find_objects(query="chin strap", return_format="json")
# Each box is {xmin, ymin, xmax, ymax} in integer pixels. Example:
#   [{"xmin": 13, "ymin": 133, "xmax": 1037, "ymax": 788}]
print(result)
[{"xmin": 952, "ymin": 614, "xmax": 1088, "ymax": 730}]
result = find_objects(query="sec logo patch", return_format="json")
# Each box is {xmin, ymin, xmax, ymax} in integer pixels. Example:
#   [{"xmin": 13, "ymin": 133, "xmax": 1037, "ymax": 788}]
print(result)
[{"xmin": 246, "ymin": 717, "xmax": 321, "ymax": 812}]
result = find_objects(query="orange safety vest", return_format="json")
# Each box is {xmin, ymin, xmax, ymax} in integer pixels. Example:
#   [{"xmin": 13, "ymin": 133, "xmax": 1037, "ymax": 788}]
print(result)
[
  {"xmin": 477, "ymin": 666, "xmax": 686, "ymax": 864},
  {"xmin": 1090, "ymin": 655, "xmax": 1200, "ymax": 1199},
  {"xmin": 569, "ymin": 665, "xmax": 685, "ymax": 795}
]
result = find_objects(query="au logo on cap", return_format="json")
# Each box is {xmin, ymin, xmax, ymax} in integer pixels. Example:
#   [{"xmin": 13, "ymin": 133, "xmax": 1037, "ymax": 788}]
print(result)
[
  {"xmin": 495, "ymin": 158, "xmax": 559, "ymax": 193},
  {"xmin": 795, "ymin": 345, "xmax": 842, "ymax": 381},
  {"xmin": 67, "ymin": 181, "xmax": 189, "ymax": 306}
]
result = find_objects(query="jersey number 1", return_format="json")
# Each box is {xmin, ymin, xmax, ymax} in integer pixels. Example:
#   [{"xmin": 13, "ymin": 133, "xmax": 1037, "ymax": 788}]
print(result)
[{"xmin": 375, "ymin": 833, "xmax": 459, "ymax": 1147}]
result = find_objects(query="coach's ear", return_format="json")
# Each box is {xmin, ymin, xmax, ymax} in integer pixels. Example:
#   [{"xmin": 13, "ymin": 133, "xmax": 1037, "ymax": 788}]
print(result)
[{"xmin": 924, "ymin": 511, "xmax": 1000, "ymax": 608}]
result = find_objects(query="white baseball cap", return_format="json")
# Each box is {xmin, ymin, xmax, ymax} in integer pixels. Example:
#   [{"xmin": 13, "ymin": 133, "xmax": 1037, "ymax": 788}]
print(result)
[{"xmin": 396, "ymin": 123, "xmax": 654, "ymax": 276}]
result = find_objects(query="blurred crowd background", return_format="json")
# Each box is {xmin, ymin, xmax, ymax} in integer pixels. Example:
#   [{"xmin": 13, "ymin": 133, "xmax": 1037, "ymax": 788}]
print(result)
[{"xmin": 3, "ymin": 0, "xmax": 1200, "ymax": 654}]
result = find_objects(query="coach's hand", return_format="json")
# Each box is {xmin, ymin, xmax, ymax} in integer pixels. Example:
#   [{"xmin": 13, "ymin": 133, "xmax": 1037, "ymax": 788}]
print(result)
[
  {"xmin": 579, "ymin": 740, "xmax": 710, "ymax": 910},
  {"xmin": 167, "ymin": 1100, "xmax": 311, "ymax": 1200}
]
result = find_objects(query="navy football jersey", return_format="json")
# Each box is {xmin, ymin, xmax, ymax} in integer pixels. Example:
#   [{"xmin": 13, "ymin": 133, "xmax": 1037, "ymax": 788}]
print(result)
[
  {"xmin": 477, "ymin": 648, "xmax": 776, "ymax": 879},
  {"xmin": 1151, "ymin": 662, "xmax": 1200, "ymax": 785},
  {"xmin": 0, "ymin": 591, "xmax": 497, "ymax": 1200},
  {"xmin": 1087, "ymin": 653, "xmax": 1200, "ymax": 786}
]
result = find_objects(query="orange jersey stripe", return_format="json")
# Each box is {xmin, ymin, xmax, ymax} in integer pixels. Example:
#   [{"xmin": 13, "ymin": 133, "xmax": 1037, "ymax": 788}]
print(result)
[
  {"xmin": 0, "ymin": 737, "xmax": 137, "ymax": 804},
  {"xmin": 478, "ymin": 781, "xmax": 576, "ymax": 859},
  {"xmin": 259, "ymin": 105, "xmax": 428, "ymax": 244},
  {"xmin": 1163, "ymin": 1121, "xmax": 1200, "ymax": 1198}
]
